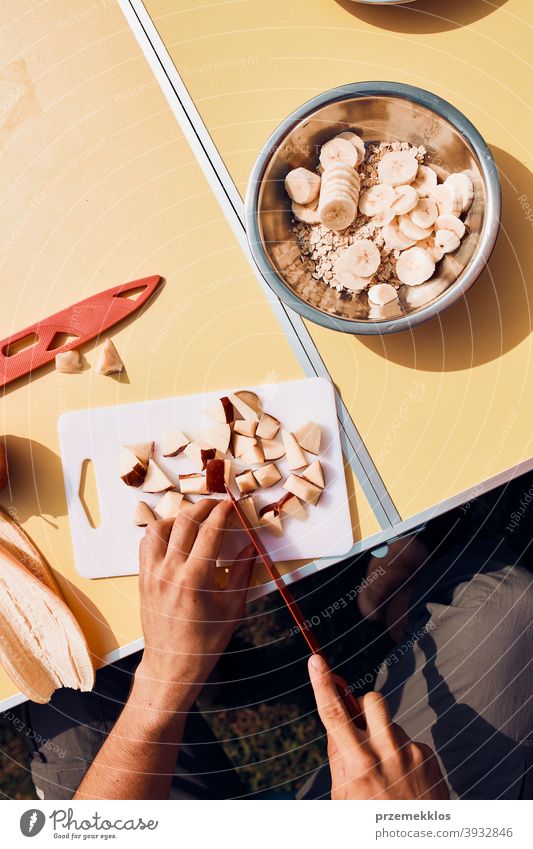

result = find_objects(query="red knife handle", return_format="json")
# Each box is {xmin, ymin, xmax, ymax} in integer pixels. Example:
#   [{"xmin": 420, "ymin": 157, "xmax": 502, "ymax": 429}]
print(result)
[{"xmin": 331, "ymin": 671, "xmax": 367, "ymax": 730}]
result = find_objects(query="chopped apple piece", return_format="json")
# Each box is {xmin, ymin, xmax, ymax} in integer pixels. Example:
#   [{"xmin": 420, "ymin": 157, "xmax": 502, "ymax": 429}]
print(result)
[
  {"xmin": 133, "ymin": 501, "xmax": 156, "ymax": 526},
  {"xmin": 210, "ymin": 396, "xmax": 234, "ymax": 424},
  {"xmin": 235, "ymin": 390, "xmax": 262, "ymax": 414},
  {"xmin": 206, "ymin": 458, "xmax": 231, "ymax": 494},
  {"xmin": 259, "ymin": 508, "xmax": 283, "ymax": 537},
  {"xmin": 283, "ymin": 474, "xmax": 322, "ymax": 506},
  {"xmin": 126, "ymin": 442, "xmax": 154, "ymax": 466},
  {"xmin": 239, "ymin": 495, "xmax": 260, "ymax": 526},
  {"xmin": 96, "ymin": 338, "xmax": 124, "ymax": 376},
  {"xmin": 261, "ymin": 439, "xmax": 285, "ymax": 461},
  {"xmin": 155, "ymin": 491, "xmax": 184, "ymax": 520},
  {"xmin": 253, "ymin": 463, "xmax": 281, "ymax": 489},
  {"xmin": 233, "ymin": 419, "xmax": 258, "ymax": 438},
  {"xmin": 232, "ymin": 433, "xmax": 257, "ymax": 458},
  {"xmin": 302, "ymin": 460, "xmax": 324, "ymax": 489},
  {"xmin": 118, "ymin": 447, "xmax": 147, "ymax": 487},
  {"xmin": 185, "ymin": 442, "xmax": 216, "ymax": 471},
  {"xmin": 294, "ymin": 422, "xmax": 321, "ymax": 455},
  {"xmin": 205, "ymin": 422, "xmax": 231, "ymax": 454},
  {"xmin": 55, "ymin": 349, "xmax": 82, "ymax": 374},
  {"xmin": 281, "ymin": 430, "xmax": 307, "ymax": 470},
  {"xmin": 228, "ymin": 392, "xmax": 259, "ymax": 422},
  {"xmin": 235, "ymin": 470, "xmax": 258, "ymax": 494},
  {"xmin": 143, "ymin": 460, "xmax": 174, "ymax": 493},
  {"xmin": 277, "ymin": 492, "xmax": 307, "ymax": 522},
  {"xmin": 240, "ymin": 444, "xmax": 265, "ymax": 465},
  {"xmin": 256, "ymin": 413, "xmax": 280, "ymax": 440},
  {"xmin": 161, "ymin": 430, "xmax": 189, "ymax": 457},
  {"xmin": 179, "ymin": 473, "xmax": 208, "ymax": 495}
]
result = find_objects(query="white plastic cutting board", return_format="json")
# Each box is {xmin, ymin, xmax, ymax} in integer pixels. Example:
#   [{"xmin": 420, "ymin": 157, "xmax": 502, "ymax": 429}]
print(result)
[{"xmin": 58, "ymin": 378, "xmax": 353, "ymax": 578}]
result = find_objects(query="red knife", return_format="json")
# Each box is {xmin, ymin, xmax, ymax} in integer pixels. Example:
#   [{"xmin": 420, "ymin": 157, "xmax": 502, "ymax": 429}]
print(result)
[
  {"xmin": 226, "ymin": 486, "xmax": 366, "ymax": 729},
  {"xmin": 0, "ymin": 275, "xmax": 162, "ymax": 389}
]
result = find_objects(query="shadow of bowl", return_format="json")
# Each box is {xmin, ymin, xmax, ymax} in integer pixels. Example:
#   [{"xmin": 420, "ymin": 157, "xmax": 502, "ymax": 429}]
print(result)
[{"xmin": 335, "ymin": 0, "xmax": 510, "ymax": 35}]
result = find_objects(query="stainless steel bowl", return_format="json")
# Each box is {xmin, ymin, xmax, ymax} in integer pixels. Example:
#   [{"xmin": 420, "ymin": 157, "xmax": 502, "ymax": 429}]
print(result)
[{"xmin": 245, "ymin": 82, "xmax": 501, "ymax": 335}]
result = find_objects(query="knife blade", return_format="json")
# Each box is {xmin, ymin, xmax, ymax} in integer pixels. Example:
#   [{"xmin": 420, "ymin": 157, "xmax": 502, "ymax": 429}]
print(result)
[
  {"xmin": 226, "ymin": 486, "xmax": 365, "ymax": 729},
  {"xmin": 0, "ymin": 275, "xmax": 162, "ymax": 389}
]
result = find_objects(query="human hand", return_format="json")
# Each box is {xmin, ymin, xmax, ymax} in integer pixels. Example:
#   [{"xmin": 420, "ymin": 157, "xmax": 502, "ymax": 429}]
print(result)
[
  {"xmin": 136, "ymin": 499, "xmax": 255, "ymax": 710},
  {"xmin": 308, "ymin": 654, "xmax": 449, "ymax": 800}
]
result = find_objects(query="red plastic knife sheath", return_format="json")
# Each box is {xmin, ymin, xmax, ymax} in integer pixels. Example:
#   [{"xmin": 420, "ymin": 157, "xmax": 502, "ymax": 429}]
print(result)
[
  {"xmin": 0, "ymin": 275, "xmax": 162, "ymax": 388},
  {"xmin": 226, "ymin": 486, "xmax": 366, "ymax": 729}
]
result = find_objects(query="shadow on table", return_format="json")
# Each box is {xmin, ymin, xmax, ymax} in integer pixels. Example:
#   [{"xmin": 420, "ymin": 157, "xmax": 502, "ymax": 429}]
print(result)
[
  {"xmin": 0, "ymin": 436, "xmax": 66, "ymax": 526},
  {"xmin": 334, "ymin": 0, "xmax": 510, "ymax": 35},
  {"xmin": 359, "ymin": 146, "xmax": 533, "ymax": 371}
]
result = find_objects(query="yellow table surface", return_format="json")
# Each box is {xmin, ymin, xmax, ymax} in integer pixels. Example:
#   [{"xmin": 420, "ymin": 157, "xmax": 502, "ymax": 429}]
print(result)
[
  {"xmin": 145, "ymin": 0, "xmax": 533, "ymax": 520},
  {"xmin": 0, "ymin": 0, "xmax": 380, "ymax": 704}
]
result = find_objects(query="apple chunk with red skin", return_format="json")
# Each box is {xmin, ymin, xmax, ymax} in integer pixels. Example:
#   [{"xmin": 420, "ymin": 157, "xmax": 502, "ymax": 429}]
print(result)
[
  {"xmin": 161, "ymin": 431, "xmax": 189, "ymax": 458},
  {"xmin": 228, "ymin": 393, "xmax": 259, "ymax": 422},
  {"xmin": 155, "ymin": 491, "xmax": 184, "ymax": 519},
  {"xmin": 253, "ymin": 463, "xmax": 281, "ymax": 489},
  {"xmin": 118, "ymin": 447, "xmax": 148, "ymax": 487},
  {"xmin": 281, "ymin": 430, "xmax": 307, "ymax": 470},
  {"xmin": 256, "ymin": 413, "xmax": 280, "ymax": 440},
  {"xmin": 277, "ymin": 492, "xmax": 307, "ymax": 522},
  {"xmin": 179, "ymin": 473, "xmax": 209, "ymax": 495},
  {"xmin": 206, "ymin": 459, "xmax": 231, "ymax": 494},
  {"xmin": 283, "ymin": 474, "xmax": 322, "ymax": 506},
  {"xmin": 235, "ymin": 470, "xmax": 257, "ymax": 494},
  {"xmin": 133, "ymin": 501, "xmax": 156, "ymax": 526},
  {"xmin": 210, "ymin": 396, "xmax": 234, "ymax": 424},
  {"xmin": 302, "ymin": 460, "xmax": 324, "ymax": 489},
  {"xmin": 142, "ymin": 459, "xmax": 174, "ymax": 493},
  {"xmin": 258, "ymin": 503, "xmax": 284, "ymax": 537},
  {"xmin": 294, "ymin": 422, "xmax": 321, "ymax": 455},
  {"xmin": 205, "ymin": 421, "xmax": 231, "ymax": 454}
]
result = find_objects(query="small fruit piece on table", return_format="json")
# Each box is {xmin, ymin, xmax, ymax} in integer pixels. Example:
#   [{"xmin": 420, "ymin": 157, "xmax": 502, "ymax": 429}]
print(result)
[
  {"xmin": 206, "ymin": 459, "xmax": 231, "ymax": 494},
  {"xmin": 96, "ymin": 338, "xmax": 124, "ymax": 376},
  {"xmin": 126, "ymin": 442, "xmax": 154, "ymax": 466},
  {"xmin": 210, "ymin": 396, "xmax": 234, "ymax": 424},
  {"xmin": 232, "ymin": 433, "xmax": 257, "ymax": 458},
  {"xmin": 0, "ymin": 440, "xmax": 8, "ymax": 492},
  {"xmin": 239, "ymin": 495, "xmax": 260, "ymax": 527},
  {"xmin": 205, "ymin": 422, "xmax": 231, "ymax": 454},
  {"xmin": 154, "ymin": 491, "xmax": 184, "ymax": 520},
  {"xmin": 228, "ymin": 392, "xmax": 259, "ymax": 422},
  {"xmin": 253, "ymin": 463, "xmax": 281, "ymax": 489},
  {"xmin": 133, "ymin": 501, "xmax": 156, "ymax": 526},
  {"xmin": 277, "ymin": 492, "xmax": 307, "ymax": 522},
  {"xmin": 118, "ymin": 447, "xmax": 147, "ymax": 487},
  {"xmin": 261, "ymin": 439, "xmax": 285, "ymax": 461},
  {"xmin": 240, "ymin": 444, "xmax": 265, "ymax": 466},
  {"xmin": 184, "ymin": 442, "xmax": 217, "ymax": 471},
  {"xmin": 302, "ymin": 460, "xmax": 324, "ymax": 489},
  {"xmin": 293, "ymin": 422, "xmax": 321, "ymax": 455},
  {"xmin": 55, "ymin": 350, "xmax": 83, "ymax": 374},
  {"xmin": 161, "ymin": 431, "xmax": 189, "ymax": 457},
  {"xmin": 256, "ymin": 413, "xmax": 280, "ymax": 440},
  {"xmin": 281, "ymin": 430, "xmax": 307, "ymax": 470},
  {"xmin": 283, "ymin": 474, "xmax": 322, "ymax": 506},
  {"xmin": 178, "ymin": 473, "xmax": 209, "ymax": 495},
  {"xmin": 235, "ymin": 470, "xmax": 258, "ymax": 495},
  {"xmin": 143, "ymin": 460, "xmax": 174, "ymax": 493},
  {"xmin": 233, "ymin": 419, "xmax": 258, "ymax": 438},
  {"xmin": 258, "ymin": 505, "xmax": 284, "ymax": 537}
]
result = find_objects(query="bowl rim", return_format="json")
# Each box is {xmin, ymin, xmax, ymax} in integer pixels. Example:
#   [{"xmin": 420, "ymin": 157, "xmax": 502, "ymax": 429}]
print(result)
[{"xmin": 244, "ymin": 81, "xmax": 502, "ymax": 335}]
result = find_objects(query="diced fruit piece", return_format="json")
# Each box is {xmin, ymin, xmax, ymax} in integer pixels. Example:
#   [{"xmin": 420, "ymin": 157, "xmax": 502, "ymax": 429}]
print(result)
[
  {"xmin": 258, "ymin": 508, "xmax": 284, "ymax": 537},
  {"xmin": 126, "ymin": 442, "xmax": 154, "ymax": 466},
  {"xmin": 210, "ymin": 396, "xmax": 234, "ymax": 424},
  {"xmin": 96, "ymin": 338, "xmax": 124, "ymax": 376},
  {"xmin": 233, "ymin": 419, "xmax": 258, "ymax": 437},
  {"xmin": 378, "ymin": 150, "xmax": 418, "ymax": 186},
  {"xmin": 396, "ymin": 247, "xmax": 435, "ymax": 287},
  {"xmin": 434, "ymin": 229, "xmax": 461, "ymax": 254},
  {"xmin": 253, "ymin": 463, "xmax": 281, "ymax": 489},
  {"xmin": 235, "ymin": 390, "xmax": 262, "ymax": 413},
  {"xmin": 206, "ymin": 459, "xmax": 231, "ymax": 494},
  {"xmin": 133, "ymin": 501, "xmax": 156, "ymax": 526},
  {"xmin": 161, "ymin": 431, "xmax": 189, "ymax": 457},
  {"xmin": 55, "ymin": 350, "xmax": 82, "ymax": 374},
  {"xmin": 143, "ymin": 460, "xmax": 174, "ymax": 493},
  {"xmin": 368, "ymin": 283, "xmax": 398, "ymax": 306},
  {"xmin": 261, "ymin": 439, "xmax": 285, "ymax": 461},
  {"xmin": 277, "ymin": 492, "xmax": 307, "ymax": 522},
  {"xmin": 281, "ymin": 430, "xmax": 307, "ymax": 470},
  {"xmin": 240, "ymin": 444, "xmax": 265, "ymax": 466},
  {"xmin": 256, "ymin": 413, "xmax": 280, "ymax": 440},
  {"xmin": 444, "ymin": 172, "xmax": 474, "ymax": 214},
  {"xmin": 239, "ymin": 495, "xmax": 260, "ymax": 526},
  {"xmin": 320, "ymin": 137, "xmax": 358, "ymax": 170},
  {"xmin": 283, "ymin": 474, "xmax": 322, "ymax": 506},
  {"xmin": 292, "ymin": 199, "xmax": 320, "ymax": 224},
  {"xmin": 155, "ymin": 491, "xmax": 184, "ymax": 520},
  {"xmin": 293, "ymin": 422, "xmax": 321, "ymax": 455},
  {"xmin": 118, "ymin": 447, "xmax": 147, "ymax": 487},
  {"xmin": 235, "ymin": 470, "xmax": 258, "ymax": 494},
  {"xmin": 178, "ymin": 473, "xmax": 208, "ymax": 495},
  {"xmin": 336, "ymin": 131, "xmax": 366, "ymax": 166},
  {"xmin": 435, "ymin": 213, "xmax": 466, "ymax": 239},
  {"xmin": 228, "ymin": 392, "xmax": 259, "ymax": 421},
  {"xmin": 232, "ymin": 433, "xmax": 257, "ymax": 458},
  {"xmin": 205, "ymin": 421, "xmax": 231, "ymax": 454},
  {"xmin": 302, "ymin": 460, "xmax": 324, "ymax": 489},
  {"xmin": 358, "ymin": 184, "xmax": 395, "ymax": 217},
  {"xmin": 284, "ymin": 167, "xmax": 321, "ymax": 205},
  {"xmin": 184, "ymin": 442, "xmax": 216, "ymax": 471},
  {"xmin": 411, "ymin": 165, "xmax": 438, "ymax": 198}
]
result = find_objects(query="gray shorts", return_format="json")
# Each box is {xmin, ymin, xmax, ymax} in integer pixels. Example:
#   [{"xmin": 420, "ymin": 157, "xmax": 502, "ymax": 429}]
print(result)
[{"xmin": 13, "ymin": 538, "xmax": 533, "ymax": 800}]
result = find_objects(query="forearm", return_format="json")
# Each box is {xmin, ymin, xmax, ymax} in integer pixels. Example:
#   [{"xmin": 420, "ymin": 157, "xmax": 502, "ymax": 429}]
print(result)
[{"xmin": 74, "ymin": 669, "xmax": 194, "ymax": 800}]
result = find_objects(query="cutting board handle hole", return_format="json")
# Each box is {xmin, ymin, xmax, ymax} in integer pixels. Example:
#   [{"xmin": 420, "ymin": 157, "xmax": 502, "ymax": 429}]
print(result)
[
  {"xmin": 46, "ymin": 332, "xmax": 79, "ymax": 352},
  {"xmin": 79, "ymin": 459, "xmax": 101, "ymax": 529},
  {"xmin": 114, "ymin": 286, "xmax": 147, "ymax": 302},
  {"xmin": 3, "ymin": 332, "xmax": 39, "ymax": 357}
]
